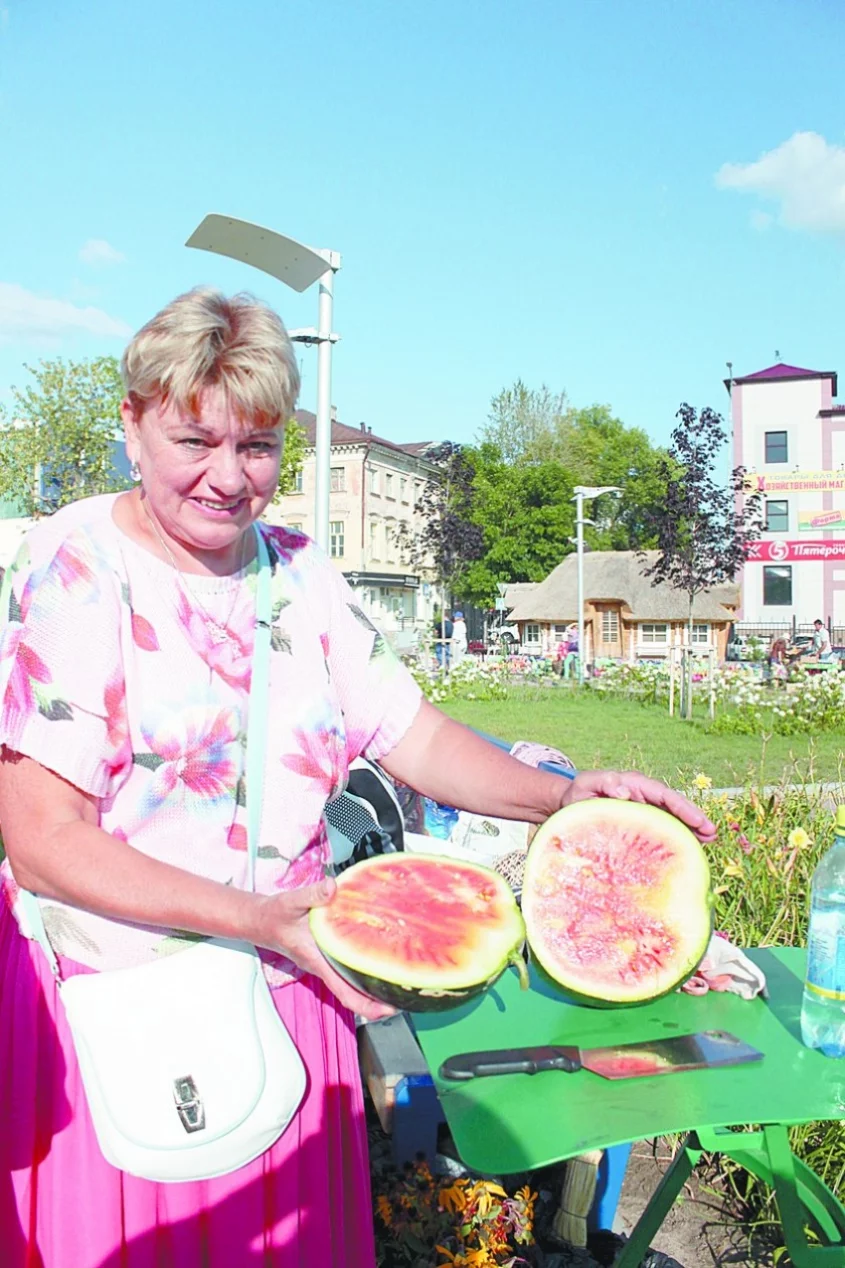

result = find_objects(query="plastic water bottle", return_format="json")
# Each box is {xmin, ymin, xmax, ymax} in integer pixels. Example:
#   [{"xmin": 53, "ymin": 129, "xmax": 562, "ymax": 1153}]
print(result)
[
  {"xmin": 423, "ymin": 798, "xmax": 460, "ymax": 841},
  {"xmin": 800, "ymin": 806, "xmax": 845, "ymax": 1057}
]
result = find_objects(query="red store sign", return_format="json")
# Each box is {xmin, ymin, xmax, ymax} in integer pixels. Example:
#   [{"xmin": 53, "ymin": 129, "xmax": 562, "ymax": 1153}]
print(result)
[{"xmin": 746, "ymin": 540, "xmax": 845, "ymax": 563}]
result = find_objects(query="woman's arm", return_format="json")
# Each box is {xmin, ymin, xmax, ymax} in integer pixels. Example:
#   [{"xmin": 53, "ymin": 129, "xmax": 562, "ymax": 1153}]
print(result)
[
  {"xmin": 0, "ymin": 749, "xmax": 394, "ymax": 1019},
  {"xmin": 379, "ymin": 699, "xmax": 716, "ymax": 840}
]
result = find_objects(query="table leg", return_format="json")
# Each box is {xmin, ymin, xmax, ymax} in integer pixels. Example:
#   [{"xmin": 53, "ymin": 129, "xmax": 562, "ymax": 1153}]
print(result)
[
  {"xmin": 697, "ymin": 1125, "xmax": 845, "ymax": 1267},
  {"xmin": 613, "ymin": 1134, "xmax": 704, "ymax": 1268}
]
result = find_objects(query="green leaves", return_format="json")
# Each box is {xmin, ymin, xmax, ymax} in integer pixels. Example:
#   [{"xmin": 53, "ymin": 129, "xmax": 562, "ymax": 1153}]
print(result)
[{"xmin": 0, "ymin": 356, "xmax": 128, "ymax": 518}]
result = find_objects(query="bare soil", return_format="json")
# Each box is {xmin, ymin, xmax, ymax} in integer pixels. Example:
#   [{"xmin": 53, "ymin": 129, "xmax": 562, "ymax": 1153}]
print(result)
[{"xmin": 611, "ymin": 1139, "xmax": 780, "ymax": 1267}]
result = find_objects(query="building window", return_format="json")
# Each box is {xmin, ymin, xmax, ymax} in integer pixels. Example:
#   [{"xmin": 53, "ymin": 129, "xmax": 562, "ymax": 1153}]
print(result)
[
  {"xmin": 765, "ymin": 431, "xmax": 788, "ymax": 464},
  {"xmin": 329, "ymin": 521, "xmax": 345, "ymax": 558},
  {"xmin": 369, "ymin": 519, "xmax": 380, "ymax": 559},
  {"xmin": 765, "ymin": 499, "xmax": 789, "ymax": 532},
  {"xmin": 553, "ymin": 624, "xmax": 567, "ymax": 639},
  {"xmin": 286, "ymin": 521, "xmax": 303, "ymax": 533},
  {"xmin": 330, "ymin": 466, "xmax": 345, "ymax": 492},
  {"xmin": 368, "ymin": 468, "xmax": 379, "ymax": 495},
  {"xmin": 293, "ymin": 469, "xmax": 303, "ymax": 494},
  {"xmin": 400, "ymin": 477, "xmax": 408, "ymax": 502},
  {"xmin": 385, "ymin": 473, "xmax": 395, "ymax": 499},
  {"xmin": 763, "ymin": 565, "xmax": 792, "ymax": 606},
  {"xmin": 525, "ymin": 624, "xmax": 541, "ymax": 645},
  {"xmin": 692, "ymin": 624, "xmax": 709, "ymax": 645},
  {"xmin": 601, "ymin": 611, "xmax": 619, "ymax": 643},
  {"xmin": 385, "ymin": 522, "xmax": 396, "ymax": 563},
  {"xmin": 640, "ymin": 623, "xmax": 669, "ymax": 644}
]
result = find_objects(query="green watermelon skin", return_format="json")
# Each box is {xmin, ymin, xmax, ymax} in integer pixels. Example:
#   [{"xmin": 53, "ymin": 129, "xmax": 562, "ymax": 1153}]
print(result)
[{"xmin": 322, "ymin": 952, "xmax": 516, "ymax": 1013}]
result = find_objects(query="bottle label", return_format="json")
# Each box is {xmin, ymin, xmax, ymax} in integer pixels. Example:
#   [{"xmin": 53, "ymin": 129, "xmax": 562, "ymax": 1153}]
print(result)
[{"xmin": 806, "ymin": 907, "xmax": 845, "ymax": 1001}]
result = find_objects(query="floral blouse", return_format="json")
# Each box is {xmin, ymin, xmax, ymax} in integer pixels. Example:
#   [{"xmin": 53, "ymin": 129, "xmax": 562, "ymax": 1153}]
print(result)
[{"xmin": 0, "ymin": 494, "xmax": 422, "ymax": 979}]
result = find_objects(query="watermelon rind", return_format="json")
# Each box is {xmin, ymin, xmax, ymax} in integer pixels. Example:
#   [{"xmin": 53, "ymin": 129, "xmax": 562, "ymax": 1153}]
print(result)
[
  {"xmin": 309, "ymin": 854, "xmax": 526, "ymax": 1013},
  {"xmin": 522, "ymin": 799, "xmax": 712, "ymax": 1007}
]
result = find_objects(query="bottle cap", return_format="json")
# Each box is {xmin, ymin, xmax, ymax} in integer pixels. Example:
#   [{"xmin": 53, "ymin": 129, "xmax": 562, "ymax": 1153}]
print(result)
[{"xmin": 837, "ymin": 806, "xmax": 845, "ymax": 834}]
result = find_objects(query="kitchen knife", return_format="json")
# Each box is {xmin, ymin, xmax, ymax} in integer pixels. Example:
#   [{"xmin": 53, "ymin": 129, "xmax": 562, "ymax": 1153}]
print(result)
[{"xmin": 439, "ymin": 1029, "xmax": 763, "ymax": 1082}]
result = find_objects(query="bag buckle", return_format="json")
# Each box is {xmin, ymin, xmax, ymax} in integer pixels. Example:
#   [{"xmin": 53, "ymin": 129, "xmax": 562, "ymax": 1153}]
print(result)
[{"xmin": 173, "ymin": 1076, "xmax": 205, "ymax": 1133}]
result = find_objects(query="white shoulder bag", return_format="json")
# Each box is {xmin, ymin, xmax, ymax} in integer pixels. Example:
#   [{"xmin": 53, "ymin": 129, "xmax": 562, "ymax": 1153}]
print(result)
[{"xmin": 18, "ymin": 527, "xmax": 306, "ymax": 1183}]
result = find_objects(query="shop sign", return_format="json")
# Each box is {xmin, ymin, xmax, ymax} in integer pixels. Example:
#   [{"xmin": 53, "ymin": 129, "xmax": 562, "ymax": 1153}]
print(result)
[
  {"xmin": 746, "ymin": 471, "xmax": 845, "ymax": 493},
  {"xmin": 798, "ymin": 510, "xmax": 845, "ymax": 532},
  {"xmin": 746, "ymin": 540, "xmax": 845, "ymax": 562}
]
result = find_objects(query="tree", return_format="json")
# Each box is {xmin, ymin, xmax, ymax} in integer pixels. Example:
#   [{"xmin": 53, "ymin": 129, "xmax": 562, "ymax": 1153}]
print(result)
[
  {"xmin": 479, "ymin": 380, "xmax": 569, "ymax": 466},
  {"xmin": 0, "ymin": 357, "xmax": 127, "ymax": 516},
  {"xmin": 640, "ymin": 403, "xmax": 763, "ymax": 717},
  {"xmin": 459, "ymin": 444, "xmax": 576, "ymax": 607},
  {"xmin": 275, "ymin": 416, "xmax": 306, "ymax": 498},
  {"xmin": 395, "ymin": 442, "xmax": 485, "ymax": 641}
]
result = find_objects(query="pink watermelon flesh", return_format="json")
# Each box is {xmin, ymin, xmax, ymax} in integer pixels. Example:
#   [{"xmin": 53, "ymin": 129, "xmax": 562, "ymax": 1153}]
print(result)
[
  {"xmin": 309, "ymin": 854, "xmax": 526, "ymax": 1011},
  {"xmin": 522, "ymin": 800, "xmax": 711, "ymax": 1005}
]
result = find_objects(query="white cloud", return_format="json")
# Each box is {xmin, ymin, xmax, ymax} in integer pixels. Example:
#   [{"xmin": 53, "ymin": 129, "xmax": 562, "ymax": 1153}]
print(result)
[
  {"xmin": 0, "ymin": 283, "xmax": 131, "ymax": 342},
  {"xmin": 716, "ymin": 132, "xmax": 845, "ymax": 237},
  {"xmin": 78, "ymin": 238, "xmax": 126, "ymax": 267}
]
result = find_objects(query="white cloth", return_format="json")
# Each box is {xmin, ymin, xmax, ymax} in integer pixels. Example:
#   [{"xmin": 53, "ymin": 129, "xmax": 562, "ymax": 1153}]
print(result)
[{"xmin": 681, "ymin": 933, "xmax": 767, "ymax": 999}]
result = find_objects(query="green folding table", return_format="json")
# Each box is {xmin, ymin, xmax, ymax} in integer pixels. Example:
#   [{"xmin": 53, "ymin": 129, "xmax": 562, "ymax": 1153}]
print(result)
[{"xmin": 413, "ymin": 947, "xmax": 845, "ymax": 1267}]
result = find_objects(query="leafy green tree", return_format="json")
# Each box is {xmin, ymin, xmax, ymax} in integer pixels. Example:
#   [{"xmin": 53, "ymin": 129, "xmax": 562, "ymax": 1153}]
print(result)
[
  {"xmin": 459, "ymin": 444, "xmax": 576, "ymax": 607},
  {"xmin": 477, "ymin": 382, "xmax": 672, "ymax": 554},
  {"xmin": 481, "ymin": 380, "xmax": 569, "ymax": 466},
  {"xmin": 276, "ymin": 417, "xmax": 306, "ymax": 498},
  {"xmin": 0, "ymin": 357, "xmax": 127, "ymax": 516}
]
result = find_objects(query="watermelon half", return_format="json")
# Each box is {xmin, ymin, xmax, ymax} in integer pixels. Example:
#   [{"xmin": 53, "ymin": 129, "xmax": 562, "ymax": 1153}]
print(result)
[
  {"xmin": 522, "ymin": 799, "xmax": 712, "ymax": 1006},
  {"xmin": 309, "ymin": 854, "xmax": 527, "ymax": 1012}
]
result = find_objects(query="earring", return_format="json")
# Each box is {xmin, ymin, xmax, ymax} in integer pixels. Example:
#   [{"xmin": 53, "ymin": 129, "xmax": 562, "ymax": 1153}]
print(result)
[{"xmin": 130, "ymin": 461, "xmax": 141, "ymax": 482}]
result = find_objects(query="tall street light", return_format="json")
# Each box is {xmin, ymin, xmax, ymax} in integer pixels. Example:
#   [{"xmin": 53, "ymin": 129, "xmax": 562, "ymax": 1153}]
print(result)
[
  {"xmin": 572, "ymin": 485, "xmax": 622, "ymax": 684},
  {"xmin": 186, "ymin": 214, "xmax": 341, "ymax": 550}
]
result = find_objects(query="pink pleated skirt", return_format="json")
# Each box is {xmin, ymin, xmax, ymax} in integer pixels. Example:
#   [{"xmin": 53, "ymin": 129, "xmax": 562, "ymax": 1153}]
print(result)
[{"xmin": 0, "ymin": 901, "xmax": 377, "ymax": 1268}]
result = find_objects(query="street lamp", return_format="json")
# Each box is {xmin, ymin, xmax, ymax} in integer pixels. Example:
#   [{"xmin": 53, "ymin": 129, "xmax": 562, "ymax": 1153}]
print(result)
[
  {"xmin": 572, "ymin": 485, "xmax": 623, "ymax": 684},
  {"xmin": 186, "ymin": 214, "xmax": 341, "ymax": 550}
]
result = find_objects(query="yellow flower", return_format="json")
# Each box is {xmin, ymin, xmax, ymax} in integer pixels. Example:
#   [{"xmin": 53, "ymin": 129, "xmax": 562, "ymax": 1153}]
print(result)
[
  {"xmin": 788, "ymin": 827, "xmax": 812, "ymax": 850},
  {"xmin": 692, "ymin": 773, "xmax": 712, "ymax": 790},
  {"xmin": 723, "ymin": 861, "xmax": 744, "ymax": 878},
  {"xmin": 438, "ymin": 1181, "xmax": 468, "ymax": 1214},
  {"xmin": 376, "ymin": 1195, "xmax": 393, "ymax": 1226}
]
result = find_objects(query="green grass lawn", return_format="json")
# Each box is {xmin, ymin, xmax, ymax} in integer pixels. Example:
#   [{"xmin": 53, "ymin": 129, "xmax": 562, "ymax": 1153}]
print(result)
[{"xmin": 441, "ymin": 686, "xmax": 845, "ymax": 787}]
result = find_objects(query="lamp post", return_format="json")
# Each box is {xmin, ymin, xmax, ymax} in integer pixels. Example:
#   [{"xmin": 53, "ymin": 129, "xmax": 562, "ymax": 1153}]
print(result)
[
  {"xmin": 572, "ymin": 485, "xmax": 623, "ymax": 684},
  {"xmin": 186, "ymin": 214, "xmax": 341, "ymax": 551}
]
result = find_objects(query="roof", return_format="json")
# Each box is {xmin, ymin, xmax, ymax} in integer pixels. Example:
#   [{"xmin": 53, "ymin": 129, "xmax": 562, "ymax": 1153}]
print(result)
[
  {"xmin": 725, "ymin": 362, "xmax": 838, "ymax": 395},
  {"xmin": 508, "ymin": 551, "xmax": 739, "ymax": 623},
  {"xmin": 502, "ymin": 582, "xmax": 537, "ymax": 611},
  {"xmin": 293, "ymin": 409, "xmax": 434, "ymax": 459}
]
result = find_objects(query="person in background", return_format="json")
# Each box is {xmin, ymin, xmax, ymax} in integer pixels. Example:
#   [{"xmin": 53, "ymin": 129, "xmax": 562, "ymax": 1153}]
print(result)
[
  {"xmin": 767, "ymin": 636, "xmax": 789, "ymax": 685},
  {"xmin": 451, "ymin": 611, "xmax": 468, "ymax": 664},
  {"xmin": 433, "ymin": 610, "xmax": 453, "ymax": 668},
  {"xmin": 813, "ymin": 619, "xmax": 835, "ymax": 662}
]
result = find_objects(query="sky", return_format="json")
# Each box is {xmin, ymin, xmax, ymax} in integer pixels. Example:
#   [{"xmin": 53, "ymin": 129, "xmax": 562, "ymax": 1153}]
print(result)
[{"xmin": 1, "ymin": 0, "xmax": 844, "ymax": 451}]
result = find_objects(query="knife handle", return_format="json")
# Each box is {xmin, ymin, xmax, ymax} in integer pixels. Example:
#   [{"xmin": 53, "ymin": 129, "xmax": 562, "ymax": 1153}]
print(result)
[{"xmin": 439, "ymin": 1046, "xmax": 581, "ymax": 1081}]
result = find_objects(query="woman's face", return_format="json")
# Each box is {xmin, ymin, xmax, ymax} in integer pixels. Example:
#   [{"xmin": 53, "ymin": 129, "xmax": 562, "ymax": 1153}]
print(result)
[{"xmin": 122, "ymin": 386, "xmax": 283, "ymax": 569}]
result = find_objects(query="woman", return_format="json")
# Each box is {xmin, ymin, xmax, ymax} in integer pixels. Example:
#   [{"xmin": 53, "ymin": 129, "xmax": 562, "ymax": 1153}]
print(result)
[{"xmin": 0, "ymin": 287, "xmax": 715, "ymax": 1267}]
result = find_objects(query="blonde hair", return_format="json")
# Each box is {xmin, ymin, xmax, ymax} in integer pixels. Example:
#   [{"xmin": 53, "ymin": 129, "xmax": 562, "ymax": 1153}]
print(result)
[{"xmin": 121, "ymin": 287, "xmax": 300, "ymax": 429}]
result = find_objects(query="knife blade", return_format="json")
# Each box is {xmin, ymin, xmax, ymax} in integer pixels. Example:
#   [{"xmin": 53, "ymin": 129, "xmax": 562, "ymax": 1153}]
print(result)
[{"xmin": 439, "ymin": 1030, "xmax": 763, "ymax": 1082}]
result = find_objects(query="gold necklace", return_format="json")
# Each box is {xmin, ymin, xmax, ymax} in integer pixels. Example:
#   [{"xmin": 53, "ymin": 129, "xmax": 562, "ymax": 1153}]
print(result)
[{"xmin": 141, "ymin": 496, "xmax": 246, "ymax": 647}]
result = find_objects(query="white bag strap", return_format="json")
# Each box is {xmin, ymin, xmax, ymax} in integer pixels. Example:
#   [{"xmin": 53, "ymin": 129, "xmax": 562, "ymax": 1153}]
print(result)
[{"xmin": 19, "ymin": 524, "xmax": 273, "ymax": 981}]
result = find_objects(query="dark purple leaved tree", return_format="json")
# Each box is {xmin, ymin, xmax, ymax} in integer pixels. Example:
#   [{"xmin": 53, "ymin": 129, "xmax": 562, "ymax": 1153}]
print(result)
[
  {"xmin": 395, "ymin": 442, "xmax": 485, "ymax": 653},
  {"xmin": 640, "ymin": 404, "xmax": 763, "ymax": 717}
]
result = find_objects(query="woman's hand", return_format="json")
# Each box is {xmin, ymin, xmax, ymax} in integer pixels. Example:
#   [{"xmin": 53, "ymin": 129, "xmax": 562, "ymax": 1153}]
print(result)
[
  {"xmin": 251, "ymin": 879, "xmax": 396, "ymax": 1022},
  {"xmin": 559, "ymin": 770, "xmax": 717, "ymax": 843}
]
